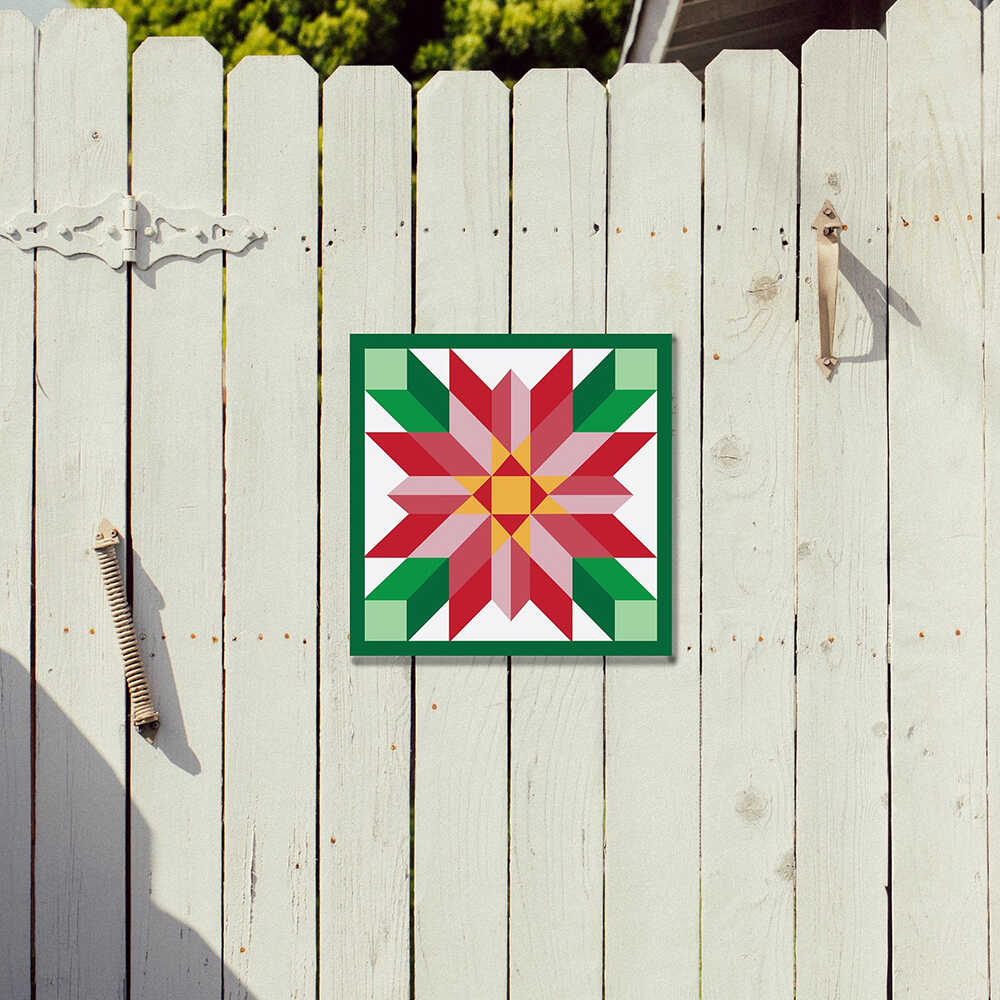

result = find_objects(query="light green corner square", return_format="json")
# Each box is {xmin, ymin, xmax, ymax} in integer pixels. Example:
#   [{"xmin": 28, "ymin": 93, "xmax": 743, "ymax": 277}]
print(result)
[
  {"xmin": 365, "ymin": 348, "xmax": 408, "ymax": 391},
  {"xmin": 365, "ymin": 599, "xmax": 407, "ymax": 641},
  {"xmin": 615, "ymin": 599, "xmax": 657, "ymax": 642},
  {"xmin": 615, "ymin": 348, "xmax": 658, "ymax": 391}
]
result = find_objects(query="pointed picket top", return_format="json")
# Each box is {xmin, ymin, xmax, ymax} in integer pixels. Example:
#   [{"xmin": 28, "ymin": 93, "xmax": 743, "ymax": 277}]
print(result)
[
  {"xmin": 324, "ymin": 62, "xmax": 410, "ymax": 97},
  {"xmin": 606, "ymin": 46, "xmax": 701, "ymax": 343},
  {"xmin": 36, "ymin": 4, "xmax": 127, "ymax": 209},
  {"xmin": 415, "ymin": 67, "xmax": 509, "ymax": 335},
  {"xmin": 226, "ymin": 52, "xmax": 319, "ymax": 234},
  {"xmin": 321, "ymin": 64, "xmax": 412, "ymax": 235},
  {"xmin": 36, "ymin": 0, "xmax": 126, "ymax": 81},
  {"xmin": 416, "ymin": 69, "xmax": 511, "ymax": 177},
  {"xmin": 886, "ymin": 0, "xmax": 981, "ymax": 83},
  {"xmin": 40, "ymin": 5, "xmax": 126, "ymax": 32},
  {"xmin": 228, "ymin": 52, "xmax": 318, "ymax": 86},
  {"xmin": 37, "ymin": 5, "xmax": 127, "ymax": 79},
  {"xmin": 704, "ymin": 48, "xmax": 798, "ymax": 194},
  {"xmin": 134, "ymin": 33, "xmax": 222, "ymax": 67},
  {"xmin": 886, "ymin": 0, "xmax": 981, "ymax": 33},
  {"xmin": 802, "ymin": 26, "xmax": 885, "ymax": 60},
  {"xmin": 705, "ymin": 45, "xmax": 796, "ymax": 82},
  {"xmin": 608, "ymin": 60, "xmax": 701, "ymax": 103},
  {"xmin": 886, "ymin": 0, "xmax": 981, "ymax": 213},
  {"xmin": 511, "ymin": 63, "xmax": 606, "ymax": 336},
  {"xmin": 513, "ymin": 66, "xmax": 606, "ymax": 101},
  {"xmin": 0, "ymin": 8, "xmax": 34, "ymax": 35},
  {"xmin": 132, "ymin": 34, "xmax": 222, "ymax": 210},
  {"xmin": 417, "ymin": 69, "xmax": 510, "ymax": 106}
]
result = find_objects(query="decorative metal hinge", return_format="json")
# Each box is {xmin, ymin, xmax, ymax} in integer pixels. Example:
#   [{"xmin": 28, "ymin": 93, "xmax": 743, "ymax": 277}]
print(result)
[{"xmin": 0, "ymin": 192, "xmax": 265, "ymax": 270}]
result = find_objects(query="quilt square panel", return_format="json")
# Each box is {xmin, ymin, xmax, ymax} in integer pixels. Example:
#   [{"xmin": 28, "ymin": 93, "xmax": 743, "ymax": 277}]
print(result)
[{"xmin": 350, "ymin": 334, "xmax": 671, "ymax": 656}]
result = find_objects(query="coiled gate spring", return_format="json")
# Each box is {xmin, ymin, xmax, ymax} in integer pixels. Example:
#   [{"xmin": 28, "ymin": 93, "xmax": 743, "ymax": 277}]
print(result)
[{"xmin": 94, "ymin": 519, "xmax": 159, "ymax": 737}]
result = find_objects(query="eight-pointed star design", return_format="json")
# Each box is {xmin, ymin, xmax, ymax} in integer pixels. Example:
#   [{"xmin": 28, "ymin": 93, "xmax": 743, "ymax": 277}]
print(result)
[{"xmin": 367, "ymin": 350, "xmax": 654, "ymax": 638}]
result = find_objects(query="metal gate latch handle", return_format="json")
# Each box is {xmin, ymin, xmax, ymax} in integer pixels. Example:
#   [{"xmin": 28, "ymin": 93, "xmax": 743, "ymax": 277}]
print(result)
[
  {"xmin": 811, "ymin": 200, "xmax": 844, "ymax": 379},
  {"xmin": 94, "ymin": 519, "xmax": 159, "ymax": 739}
]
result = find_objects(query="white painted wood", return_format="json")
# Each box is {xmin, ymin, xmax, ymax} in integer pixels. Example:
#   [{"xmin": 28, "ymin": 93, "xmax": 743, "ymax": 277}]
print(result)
[
  {"xmin": 224, "ymin": 55, "xmax": 318, "ymax": 1000},
  {"xmin": 320, "ymin": 65, "xmax": 412, "ymax": 1000},
  {"xmin": 701, "ymin": 49, "xmax": 797, "ymax": 1000},
  {"xmin": 130, "ymin": 36, "xmax": 224, "ymax": 998},
  {"xmin": 604, "ymin": 62, "xmax": 701, "ymax": 1000},
  {"xmin": 797, "ymin": 29, "xmax": 888, "ymax": 1000},
  {"xmin": 414, "ymin": 71, "xmax": 509, "ymax": 1000},
  {"xmin": 0, "ymin": 13, "xmax": 35, "ymax": 1000},
  {"xmin": 887, "ymin": 1, "xmax": 987, "ymax": 995},
  {"xmin": 508, "ymin": 68, "xmax": 605, "ymax": 1000},
  {"xmin": 12, "ymin": 23, "xmax": 1000, "ymax": 998},
  {"xmin": 33, "ymin": 11, "xmax": 128, "ymax": 1000},
  {"xmin": 415, "ymin": 71, "xmax": 509, "ymax": 336},
  {"xmin": 511, "ymin": 68, "xmax": 605, "ymax": 335},
  {"xmin": 986, "ymin": 6, "xmax": 1000, "ymax": 994}
]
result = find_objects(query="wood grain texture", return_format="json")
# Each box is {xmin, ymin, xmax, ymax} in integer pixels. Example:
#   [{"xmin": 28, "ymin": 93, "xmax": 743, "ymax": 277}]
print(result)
[
  {"xmin": 12, "ymin": 22, "xmax": 1000, "ymax": 999},
  {"xmin": 797, "ymin": 28, "xmax": 888, "ymax": 1000},
  {"xmin": 415, "ymin": 71, "xmax": 509, "ymax": 336},
  {"xmin": 700, "ymin": 48, "xmax": 797, "ymax": 1000},
  {"xmin": 321, "ymin": 65, "xmax": 412, "ymax": 1000},
  {"xmin": 413, "ymin": 71, "xmax": 509, "ymax": 1000},
  {"xmin": 887, "ymin": 2, "xmax": 987, "ymax": 995},
  {"xmin": 224, "ymin": 55, "xmax": 318, "ymax": 1000},
  {"xmin": 33, "ymin": 11, "xmax": 129, "ymax": 1000},
  {"xmin": 511, "ymin": 68, "xmax": 606, "ymax": 335},
  {"xmin": 0, "ymin": 12, "xmax": 35, "ymax": 1000},
  {"xmin": 987, "ymin": 5, "xmax": 1000, "ymax": 994},
  {"xmin": 508, "ymin": 68, "xmax": 605, "ymax": 1000},
  {"xmin": 604, "ymin": 62, "xmax": 702, "ymax": 1000},
  {"xmin": 130, "ymin": 36, "xmax": 224, "ymax": 999}
]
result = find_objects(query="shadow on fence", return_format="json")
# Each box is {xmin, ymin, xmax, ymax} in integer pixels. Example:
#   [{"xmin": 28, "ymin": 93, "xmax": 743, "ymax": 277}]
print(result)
[
  {"xmin": 131, "ymin": 550, "xmax": 200, "ymax": 776},
  {"xmin": 838, "ymin": 242, "xmax": 920, "ymax": 364},
  {"xmin": 1, "ymin": 646, "xmax": 259, "ymax": 999}
]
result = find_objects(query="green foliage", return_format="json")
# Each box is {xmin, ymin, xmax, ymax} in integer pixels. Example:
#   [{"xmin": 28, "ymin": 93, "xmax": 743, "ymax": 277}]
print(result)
[
  {"xmin": 75, "ymin": 0, "xmax": 405, "ymax": 76},
  {"xmin": 72, "ymin": 0, "xmax": 630, "ymax": 84},
  {"xmin": 414, "ymin": 0, "xmax": 629, "ymax": 83}
]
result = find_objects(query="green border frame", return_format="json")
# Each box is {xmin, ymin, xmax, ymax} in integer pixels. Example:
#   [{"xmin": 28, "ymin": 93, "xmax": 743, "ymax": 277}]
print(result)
[{"xmin": 350, "ymin": 333, "xmax": 672, "ymax": 656}]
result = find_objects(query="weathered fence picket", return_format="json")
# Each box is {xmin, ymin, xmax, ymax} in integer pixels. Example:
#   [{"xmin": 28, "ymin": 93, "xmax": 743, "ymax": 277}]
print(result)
[
  {"xmin": 320, "ymin": 64, "xmax": 412, "ymax": 1000},
  {"xmin": 413, "ymin": 71, "xmax": 510, "ymax": 1000},
  {"xmin": 0, "ymin": 12, "xmax": 34, "ymax": 1000},
  {"xmin": 887, "ymin": 1, "xmax": 988, "ymax": 995},
  {"xmin": 33, "ymin": 11, "xmax": 129, "ymax": 1000},
  {"xmin": 508, "ymin": 67, "xmax": 606, "ymax": 1000},
  {"xmin": 223, "ymin": 55, "xmax": 319, "ymax": 1000},
  {"xmin": 604, "ymin": 61, "xmax": 702, "ymax": 999},
  {"xmin": 796, "ymin": 28, "xmax": 889, "ymax": 1000},
  {"xmin": 129, "ymin": 36, "xmax": 224, "ymax": 999},
  {"xmin": 701, "ymin": 48, "xmax": 798, "ymax": 1000},
  {"xmin": 987, "ymin": 5, "xmax": 1000, "ymax": 995},
  {"xmin": 3, "ymin": 3, "xmax": 1000, "ymax": 998}
]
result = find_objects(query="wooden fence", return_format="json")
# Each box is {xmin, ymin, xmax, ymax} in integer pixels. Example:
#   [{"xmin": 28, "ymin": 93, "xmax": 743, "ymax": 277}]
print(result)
[{"xmin": 1, "ymin": 0, "xmax": 999, "ymax": 996}]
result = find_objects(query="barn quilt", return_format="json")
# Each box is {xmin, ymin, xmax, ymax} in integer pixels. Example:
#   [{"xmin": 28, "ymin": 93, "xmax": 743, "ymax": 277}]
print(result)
[{"xmin": 350, "ymin": 334, "xmax": 671, "ymax": 655}]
